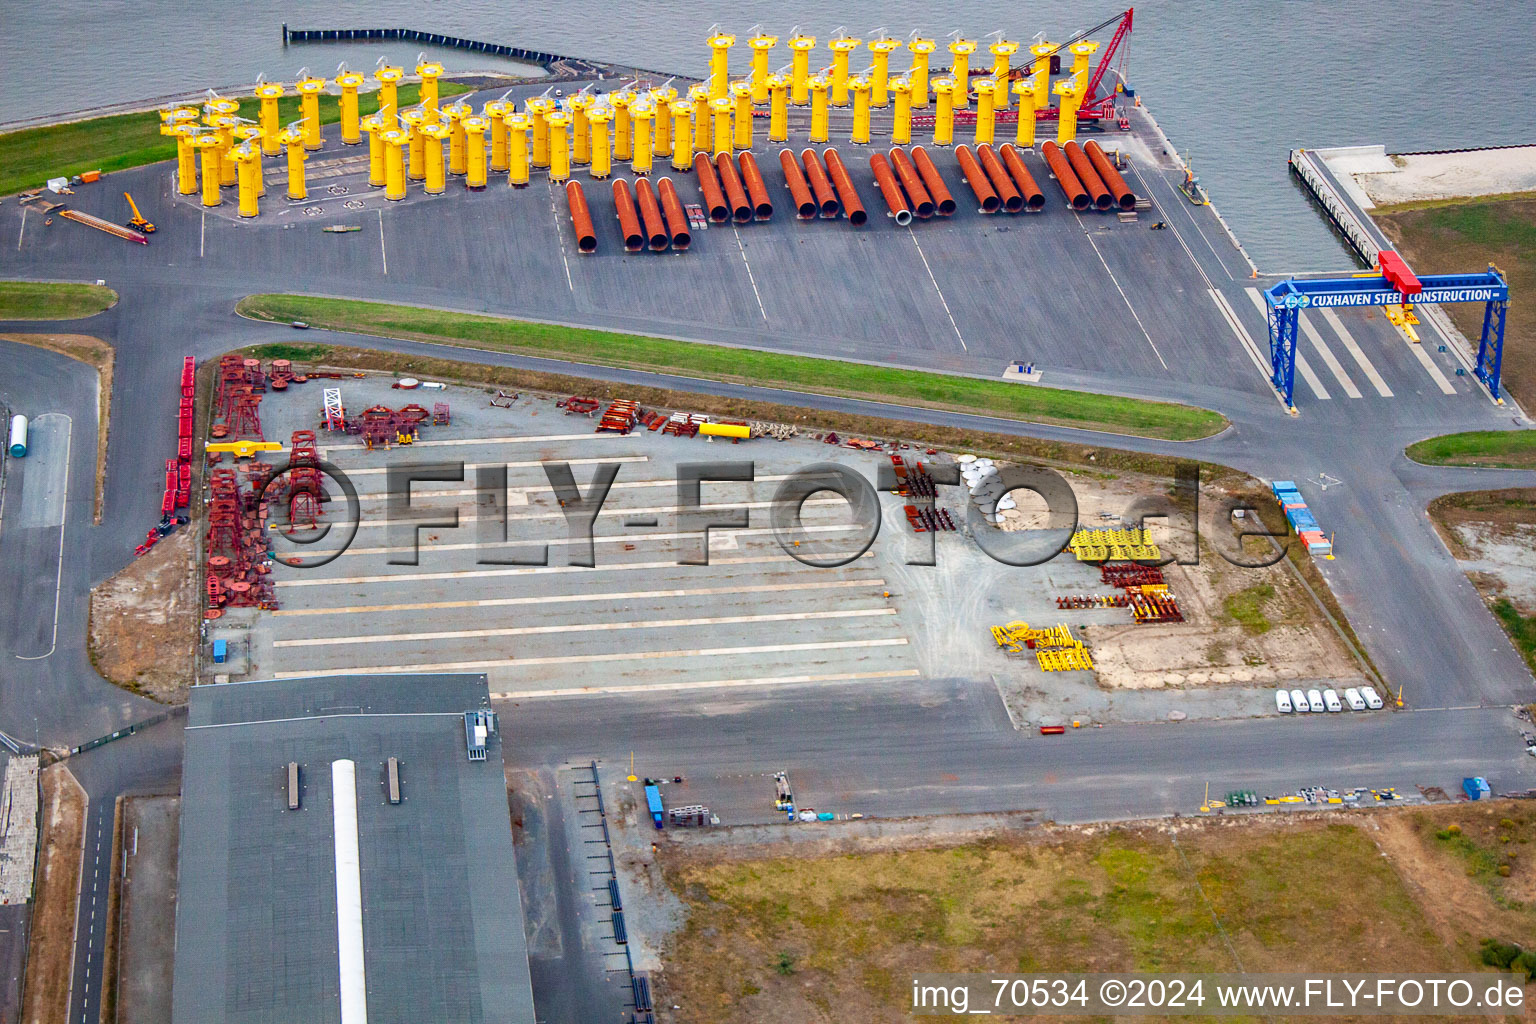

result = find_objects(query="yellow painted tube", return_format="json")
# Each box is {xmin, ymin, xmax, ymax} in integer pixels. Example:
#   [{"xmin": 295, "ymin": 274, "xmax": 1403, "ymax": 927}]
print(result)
[
  {"xmin": 974, "ymin": 81, "xmax": 996, "ymax": 145},
  {"xmin": 891, "ymin": 78, "xmax": 912, "ymax": 145},
  {"xmin": 868, "ymin": 38, "xmax": 901, "ymax": 106},
  {"xmin": 611, "ymin": 93, "xmax": 634, "ymax": 161},
  {"xmin": 830, "ymin": 36, "xmax": 861, "ymax": 106},
  {"xmin": 194, "ymin": 135, "xmax": 222, "ymax": 207},
  {"xmin": 212, "ymin": 115, "xmax": 239, "ymax": 186},
  {"xmin": 748, "ymin": 34, "xmax": 778, "ymax": 103},
  {"xmin": 297, "ymin": 76, "xmax": 326, "ymax": 150},
  {"xmin": 767, "ymin": 75, "xmax": 788, "ymax": 142},
  {"xmin": 909, "ymin": 38, "xmax": 936, "ymax": 108},
  {"xmin": 570, "ymin": 95, "xmax": 593, "ymax": 165},
  {"xmin": 687, "ymin": 85, "xmax": 710, "ymax": 153},
  {"xmin": 650, "ymin": 87, "xmax": 676, "ymax": 155},
  {"xmin": 401, "ymin": 108, "xmax": 427, "ymax": 180},
  {"xmin": 1012, "ymin": 80, "xmax": 1039, "ymax": 147},
  {"xmin": 234, "ymin": 126, "xmax": 266, "ymax": 195},
  {"xmin": 933, "ymin": 79, "xmax": 955, "ymax": 147},
  {"xmin": 419, "ymin": 122, "xmax": 448, "ymax": 194},
  {"xmin": 708, "ymin": 32, "xmax": 736, "ymax": 100},
  {"xmin": 670, "ymin": 101, "xmax": 694, "ymax": 171},
  {"xmin": 631, "ymin": 102, "xmax": 655, "ymax": 175},
  {"xmin": 1070, "ymin": 40, "xmax": 1099, "ymax": 82},
  {"xmin": 281, "ymin": 129, "xmax": 308, "ymax": 201},
  {"xmin": 547, "ymin": 111, "xmax": 572, "ymax": 182},
  {"xmin": 505, "ymin": 113, "xmax": 530, "ymax": 186},
  {"xmin": 174, "ymin": 127, "xmax": 199, "ymax": 196},
  {"xmin": 464, "ymin": 116, "xmax": 488, "ymax": 188},
  {"xmin": 484, "ymin": 100, "xmax": 511, "ymax": 171},
  {"xmin": 850, "ymin": 77, "xmax": 871, "ymax": 144},
  {"xmin": 699, "ymin": 422, "xmax": 750, "ymax": 439},
  {"xmin": 732, "ymin": 82, "xmax": 753, "ymax": 151},
  {"xmin": 374, "ymin": 65, "xmax": 404, "ymax": 128},
  {"xmin": 808, "ymin": 76, "xmax": 829, "ymax": 144},
  {"xmin": 1054, "ymin": 75, "xmax": 1083, "ymax": 144},
  {"xmin": 709, "ymin": 97, "xmax": 733, "ymax": 157},
  {"xmin": 416, "ymin": 62, "xmax": 444, "ymax": 119},
  {"xmin": 789, "ymin": 35, "xmax": 816, "ymax": 104},
  {"xmin": 236, "ymin": 151, "xmax": 261, "ymax": 215},
  {"xmin": 362, "ymin": 115, "xmax": 385, "ymax": 186},
  {"xmin": 949, "ymin": 40, "xmax": 976, "ymax": 110},
  {"xmin": 255, "ymin": 82, "xmax": 284, "ymax": 155},
  {"xmin": 444, "ymin": 102, "xmax": 471, "ymax": 175},
  {"xmin": 990, "ymin": 41, "xmax": 1018, "ymax": 110},
  {"xmin": 1030, "ymin": 42, "xmax": 1055, "ymax": 113},
  {"xmin": 337, "ymin": 71, "xmax": 365, "ymax": 143},
  {"xmin": 526, "ymin": 97, "xmax": 555, "ymax": 167},
  {"xmin": 381, "ymin": 129, "xmax": 407, "ymax": 200},
  {"xmin": 588, "ymin": 108, "xmax": 612, "ymax": 178}
]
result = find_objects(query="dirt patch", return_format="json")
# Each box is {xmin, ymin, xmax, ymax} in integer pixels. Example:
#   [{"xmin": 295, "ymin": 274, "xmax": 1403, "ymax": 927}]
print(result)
[
  {"xmin": 21, "ymin": 764, "xmax": 85, "ymax": 1024},
  {"xmin": 1427, "ymin": 489, "xmax": 1536, "ymax": 673},
  {"xmin": 0, "ymin": 333, "xmax": 111, "ymax": 523},
  {"xmin": 88, "ymin": 528, "xmax": 197, "ymax": 703}
]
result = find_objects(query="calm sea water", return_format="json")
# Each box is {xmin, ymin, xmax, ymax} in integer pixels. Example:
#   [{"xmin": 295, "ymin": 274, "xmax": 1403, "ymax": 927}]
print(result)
[{"xmin": 5, "ymin": 0, "xmax": 1534, "ymax": 270}]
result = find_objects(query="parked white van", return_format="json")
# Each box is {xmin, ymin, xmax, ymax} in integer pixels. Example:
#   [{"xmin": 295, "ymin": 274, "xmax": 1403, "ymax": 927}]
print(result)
[
  {"xmin": 1360, "ymin": 686, "xmax": 1384, "ymax": 709},
  {"xmin": 1343, "ymin": 687, "xmax": 1366, "ymax": 711},
  {"xmin": 1323, "ymin": 688, "xmax": 1343, "ymax": 712},
  {"xmin": 1275, "ymin": 689, "xmax": 1294, "ymax": 713},
  {"xmin": 1291, "ymin": 688, "xmax": 1310, "ymax": 712},
  {"xmin": 1306, "ymin": 689, "xmax": 1326, "ymax": 713}
]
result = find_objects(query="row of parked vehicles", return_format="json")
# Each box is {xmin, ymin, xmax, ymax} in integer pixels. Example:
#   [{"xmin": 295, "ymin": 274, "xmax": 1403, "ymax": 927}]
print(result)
[{"xmin": 1276, "ymin": 685, "xmax": 1383, "ymax": 714}]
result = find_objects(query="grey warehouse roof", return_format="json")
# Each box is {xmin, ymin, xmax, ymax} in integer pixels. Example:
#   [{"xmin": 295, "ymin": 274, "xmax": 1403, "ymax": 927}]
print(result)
[{"xmin": 171, "ymin": 673, "xmax": 535, "ymax": 1024}]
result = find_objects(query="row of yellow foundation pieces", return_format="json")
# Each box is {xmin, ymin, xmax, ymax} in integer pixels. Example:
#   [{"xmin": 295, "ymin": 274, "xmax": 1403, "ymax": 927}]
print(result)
[{"xmin": 159, "ymin": 29, "xmax": 1113, "ymax": 219}]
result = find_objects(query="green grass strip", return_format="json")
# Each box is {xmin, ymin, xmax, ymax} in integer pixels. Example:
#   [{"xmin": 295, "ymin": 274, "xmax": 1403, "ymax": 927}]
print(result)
[
  {"xmin": 1406, "ymin": 430, "xmax": 1536, "ymax": 469},
  {"xmin": 236, "ymin": 294, "xmax": 1228, "ymax": 440},
  {"xmin": 0, "ymin": 82, "xmax": 469, "ymax": 198},
  {"xmin": 0, "ymin": 281, "xmax": 118, "ymax": 320}
]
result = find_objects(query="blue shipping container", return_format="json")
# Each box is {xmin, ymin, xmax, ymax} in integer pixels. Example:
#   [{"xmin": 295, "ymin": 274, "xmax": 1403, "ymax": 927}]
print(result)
[
  {"xmin": 1271, "ymin": 481, "xmax": 1298, "ymax": 495},
  {"xmin": 644, "ymin": 782, "xmax": 664, "ymax": 829},
  {"xmin": 212, "ymin": 638, "xmax": 227, "ymax": 663}
]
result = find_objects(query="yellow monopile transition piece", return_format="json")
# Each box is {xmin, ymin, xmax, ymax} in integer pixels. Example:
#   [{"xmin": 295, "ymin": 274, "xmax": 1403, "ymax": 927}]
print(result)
[
  {"xmin": 569, "ymin": 94, "xmax": 594, "ymax": 165},
  {"xmin": 612, "ymin": 92, "xmax": 635, "ymax": 161},
  {"xmin": 631, "ymin": 100, "xmax": 655, "ymax": 175},
  {"xmin": 380, "ymin": 128, "xmax": 407, "ymax": 200},
  {"xmin": 867, "ymin": 36, "xmax": 902, "ymax": 106},
  {"xmin": 767, "ymin": 74, "xmax": 788, "ymax": 142},
  {"xmin": 850, "ymin": 76, "xmax": 871, "ymax": 145},
  {"xmin": 504, "ymin": 113, "xmax": 530, "ymax": 186},
  {"xmin": 588, "ymin": 107, "xmax": 613, "ymax": 179},
  {"xmin": 362, "ymin": 114, "xmax": 386, "ymax": 186},
  {"xmin": 688, "ymin": 85, "xmax": 710, "ymax": 152},
  {"xmin": 192, "ymin": 134, "xmax": 223, "ymax": 207},
  {"xmin": 974, "ymin": 80, "xmax": 996, "ymax": 145},
  {"xmin": 890, "ymin": 77, "xmax": 912, "ymax": 145},
  {"xmin": 732, "ymin": 81, "xmax": 753, "ymax": 151},
  {"xmin": 546, "ymin": 110, "xmax": 572, "ymax": 183},
  {"xmin": 948, "ymin": 39, "xmax": 977, "ymax": 110},
  {"xmin": 296, "ymin": 75, "xmax": 327, "ymax": 151},
  {"xmin": 279, "ymin": 126, "xmax": 308, "ymax": 200},
  {"xmin": 808, "ymin": 76, "xmax": 830, "ymax": 144},
  {"xmin": 748, "ymin": 33, "xmax": 778, "ymax": 103},
  {"xmin": 1030, "ymin": 42, "xmax": 1056, "ymax": 113},
  {"xmin": 525, "ymin": 96, "xmax": 555, "ymax": 167},
  {"xmin": 483, "ymin": 99, "xmax": 512, "ymax": 171},
  {"xmin": 415, "ymin": 61, "xmax": 444, "ymax": 119},
  {"xmin": 788, "ymin": 34, "xmax": 817, "ymax": 105},
  {"xmin": 254, "ymin": 82, "xmax": 284, "ymax": 155},
  {"xmin": 990, "ymin": 40, "xmax": 1019, "ymax": 110},
  {"xmin": 1012, "ymin": 80, "xmax": 1040, "ymax": 147},
  {"xmin": 234, "ymin": 144, "xmax": 262, "ymax": 218},
  {"xmin": 932, "ymin": 78, "xmax": 955, "ymax": 147},
  {"xmin": 650, "ymin": 86, "xmax": 677, "ymax": 156},
  {"xmin": 374, "ymin": 64, "xmax": 404, "ymax": 128},
  {"xmin": 908, "ymin": 37, "xmax": 936, "ymax": 108},
  {"xmin": 418, "ymin": 122, "xmax": 448, "ymax": 194},
  {"xmin": 336, "ymin": 70, "xmax": 366, "ymax": 143},
  {"xmin": 708, "ymin": 31, "xmax": 736, "ymax": 100},
  {"xmin": 463, "ymin": 115, "xmax": 489, "ymax": 188},
  {"xmin": 234, "ymin": 125, "xmax": 265, "ymax": 194},
  {"xmin": 401, "ymin": 107, "xmax": 428, "ymax": 180},
  {"xmin": 709, "ymin": 97, "xmax": 732, "ymax": 158},
  {"xmin": 829, "ymin": 34, "xmax": 861, "ymax": 106},
  {"xmin": 670, "ymin": 100, "xmax": 693, "ymax": 171},
  {"xmin": 1054, "ymin": 74, "xmax": 1085, "ymax": 144}
]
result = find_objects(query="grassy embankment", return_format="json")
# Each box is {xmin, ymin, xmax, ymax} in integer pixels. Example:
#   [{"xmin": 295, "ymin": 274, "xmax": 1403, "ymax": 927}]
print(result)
[
  {"xmin": 1407, "ymin": 430, "xmax": 1536, "ymax": 469},
  {"xmin": 1376, "ymin": 194, "xmax": 1536, "ymax": 411},
  {"xmin": 0, "ymin": 281, "xmax": 117, "ymax": 320},
  {"xmin": 0, "ymin": 82, "xmax": 469, "ymax": 197},
  {"xmin": 235, "ymin": 296, "xmax": 1228, "ymax": 441}
]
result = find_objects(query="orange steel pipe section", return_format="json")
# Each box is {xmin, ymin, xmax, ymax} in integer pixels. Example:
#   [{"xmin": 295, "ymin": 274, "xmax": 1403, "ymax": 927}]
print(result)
[
  {"xmin": 612, "ymin": 179, "xmax": 645, "ymax": 251},
  {"xmin": 715, "ymin": 152, "xmax": 752, "ymax": 224},
  {"xmin": 954, "ymin": 145, "xmax": 1000, "ymax": 214},
  {"xmin": 1041, "ymin": 141, "xmax": 1089, "ymax": 210},
  {"xmin": 998, "ymin": 144, "xmax": 1046, "ymax": 211},
  {"xmin": 1084, "ymin": 140, "xmax": 1136, "ymax": 210},
  {"xmin": 887, "ymin": 148, "xmax": 934, "ymax": 219},
  {"xmin": 910, "ymin": 146, "xmax": 956, "ymax": 216},
  {"xmin": 778, "ymin": 149, "xmax": 817, "ymax": 219},
  {"xmin": 1064, "ymin": 141, "xmax": 1112, "ymax": 210},
  {"xmin": 693, "ymin": 152, "xmax": 730, "ymax": 223},
  {"xmin": 565, "ymin": 181, "xmax": 597, "ymax": 253},
  {"xmin": 737, "ymin": 152, "xmax": 774, "ymax": 220},
  {"xmin": 821, "ymin": 149, "xmax": 866, "ymax": 226},
  {"xmin": 869, "ymin": 153, "xmax": 913, "ymax": 226},
  {"xmin": 633, "ymin": 177, "xmax": 669, "ymax": 251},
  {"xmin": 800, "ymin": 149, "xmax": 840, "ymax": 218},
  {"xmin": 657, "ymin": 177, "xmax": 692, "ymax": 250},
  {"xmin": 976, "ymin": 144, "xmax": 1022, "ymax": 213}
]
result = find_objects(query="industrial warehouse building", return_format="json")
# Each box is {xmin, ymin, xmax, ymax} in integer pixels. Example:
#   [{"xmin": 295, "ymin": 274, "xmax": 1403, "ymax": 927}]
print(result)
[{"xmin": 170, "ymin": 673, "xmax": 535, "ymax": 1024}]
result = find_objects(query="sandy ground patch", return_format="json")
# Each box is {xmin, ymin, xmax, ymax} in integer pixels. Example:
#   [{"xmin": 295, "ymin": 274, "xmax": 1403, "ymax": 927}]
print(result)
[
  {"xmin": 89, "ymin": 528, "xmax": 197, "ymax": 703},
  {"xmin": 21, "ymin": 764, "xmax": 85, "ymax": 1024},
  {"xmin": 1355, "ymin": 146, "xmax": 1536, "ymax": 206},
  {"xmin": 0, "ymin": 333, "xmax": 111, "ymax": 522}
]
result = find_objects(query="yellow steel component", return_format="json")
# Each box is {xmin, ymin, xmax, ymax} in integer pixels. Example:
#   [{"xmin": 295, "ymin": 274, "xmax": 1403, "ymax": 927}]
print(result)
[
  {"xmin": 610, "ymin": 92, "xmax": 634, "ymax": 161},
  {"xmin": 908, "ymin": 37, "xmax": 936, "ymax": 108},
  {"xmin": 708, "ymin": 97, "xmax": 733, "ymax": 157},
  {"xmin": 1054, "ymin": 73, "xmax": 1085, "ymax": 144},
  {"xmin": 204, "ymin": 95, "xmax": 239, "ymax": 121},
  {"xmin": 748, "ymin": 33, "xmax": 778, "ymax": 103},
  {"xmin": 296, "ymin": 75, "xmax": 327, "ymax": 151},
  {"xmin": 948, "ymin": 39, "xmax": 977, "ymax": 110},
  {"xmin": 210, "ymin": 114, "xmax": 239, "ymax": 186},
  {"xmin": 418, "ymin": 122, "xmax": 448, "ymax": 194},
  {"xmin": 631, "ymin": 100, "xmax": 655, "ymax": 175},
  {"xmin": 973, "ymin": 80, "xmax": 996, "ymax": 145},
  {"xmin": 415, "ymin": 61, "xmax": 444, "ymax": 119},
  {"xmin": 380, "ymin": 128, "xmax": 407, "ymax": 200},
  {"xmin": 1012, "ymin": 79, "xmax": 1040, "ymax": 146},
  {"xmin": 1030, "ymin": 42, "xmax": 1056, "ymax": 112},
  {"xmin": 766, "ymin": 74, "xmax": 789, "ymax": 142},
  {"xmin": 254, "ymin": 82, "xmax": 285, "ymax": 155},
  {"xmin": 401, "ymin": 107, "xmax": 427, "ymax": 180},
  {"xmin": 932, "ymin": 78, "xmax": 955, "ymax": 146},
  {"xmin": 890, "ymin": 77, "xmax": 912, "ymax": 145},
  {"xmin": 868, "ymin": 37, "xmax": 902, "ymax": 106},
  {"xmin": 1069, "ymin": 39, "xmax": 1099, "ymax": 82},
  {"xmin": 707, "ymin": 31, "xmax": 736, "ymax": 100},
  {"xmin": 1385, "ymin": 304, "xmax": 1421, "ymax": 342},
  {"xmin": 463, "ymin": 115, "xmax": 489, "ymax": 188},
  {"xmin": 169, "ymin": 124, "xmax": 199, "ymax": 196},
  {"xmin": 990, "ymin": 40, "xmax": 1019, "ymax": 109},
  {"xmin": 443, "ymin": 100, "xmax": 472, "ymax": 176},
  {"xmin": 587, "ymin": 106, "xmax": 613, "ymax": 179},
  {"xmin": 233, "ymin": 125, "xmax": 266, "ymax": 195},
  {"xmin": 546, "ymin": 110, "xmax": 572, "ymax": 183},
  {"xmin": 670, "ymin": 100, "xmax": 694, "ymax": 171},
  {"xmin": 689, "ymin": 84, "xmax": 711, "ymax": 152},
  {"xmin": 374, "ymin": 64, "xmax": 404, "ymax": 128},
  {"xmin": 206, "ymin": 440, "xmax": 284, "ymax": 458},
  {"xmin": 650, "ymin": 86, "xmax": 677, "ymax": 155},
  {"xmin": 699, "ymin": 422, "xmax": 750, "ymax": 439},
  {"xmin": 569, "ymin": 94, "xmax": 594, "ymax": 165},
  {"xmin": 830, "ymin": 35, "xmax": 861, "ymax": 106},
  {"xmin": 336, "ymin": 70, "xmax": 366, "ymax": 144},
  {"xmin": 233, "ymin": 144, "xmax": 262, "ymax": 218},
  {"xmin": 808, "ymin": 75, "xmax": 830, "ymax": 144},
  {"xmin": 361, "ymin": 115, "xmax": 386, "ymax": 187},
  {"xmin": 192, "ymin": 134, "xmax": 223, "ymax": 207},
  {"xmin": 483, "ymin": 99, "xmax": 512, "ymax": 171},
  {"xmin": 525, "ymin": 96, "xmax": 555, "ymax": 168},
  {"xmin": 280, "ymin": 127, "xmax": 308, "ymax": 200},
  {"xmin": 849, "ymin": 76, "xmax": 871, "ymax": 145},
  {"xmin": 504, "ymin": 113, "xmax": 531, "ymax": 186},
  {"xmin": 788, "ymin": 34, "xmax": 817, "ymax": 105},
  {"xmin": 732, "ymin": 82, "xmax": 753, "ymax": 150}
]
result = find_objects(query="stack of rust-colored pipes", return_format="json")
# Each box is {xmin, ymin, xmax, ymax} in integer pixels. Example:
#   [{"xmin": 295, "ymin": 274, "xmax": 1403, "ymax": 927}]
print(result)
[
  {"xmin": 694, "ymin": 153, "xmax": 730, "ymax": 224},
  {"xmin": 888, "ymin": 148, "xmax": 936, "ymax": 218},
  {"xmin": 821, "ymin": 149, "xmax": 866, "ymax": 226},
  {"xmin": 1084, "ymin": 140, "xmax": 1136, "ymax": 210},
  {"xmin": 716, "ymin": 152, "xmax": 753, "ymax": 224},
  {"xmin": 737, "ymin": 153, "xmax": 774, "ymax": 220},
  {"xmin": 910, "ymin": 148, "xmax": 956, "ymax": 216},
  {"xmin": 868, "ymin": 153, "xmax": 912, "ymax": 225},
  {"xmin": 612, "ymin": 180, "xmax": 644, "ymax": 252},
  {"xmin": 997, "ymin": 144, "xmax": 1046, "ymax": 211},
  {"xmin": 633, "ymin": 177, "xmax": 669, "ymax": 251},
  {"xmin": 1064, "ymin": 141, "xmax": 1112, "ymax": 210},
  {"xmin": 954, "ymin": 145, "xmax": 1000, "ymax": 214},
  {"xmin": 798, "ymin": 148, "xmax": 840, "ymax": 218},
  {"xmin": 565, "ymin": 181, "xmax": 597, "ymax": 254},
  {"xmin": 779, "ymin": 149, "xmax": 817, "ymax": 219},
  {"xmin": 976, "ymin": 145, "xmax": 1022, "ymax": 213},
  {"xmin": 657, "ymin": 178, "xmax": 692, "ymax": 250},
  {"xmin": 1041, "ymin": 141, "xmax": 1090, "ymax": 210}
]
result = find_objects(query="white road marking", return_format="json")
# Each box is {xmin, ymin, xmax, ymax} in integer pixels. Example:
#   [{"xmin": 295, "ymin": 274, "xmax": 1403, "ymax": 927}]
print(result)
[
  {"xmin": 331, "ymin": 455, "xmax": 649, "ymax": 482},
  {"xmin": 1318, "ymin": 307, "xmax": 1393, "ymax": 397},
  {"xmin": 1404, "ymin": 333, "xmax": 1459, "ymax": 394},
  {"xmin": 16, "ymin": 207, "xmax": 25, "ymax": 249},
  {"xmin": 273, "ymin": 636, "xmax": 910, "ymax": 677},
  {"xmin": 340, "ymin": 494, "xmax": 845, "ymax": 532},
  {"xmin": 907, "ymin": 227, "xmax": 967, "ymax": 351},
  {"xmin": 733, "ymin": 225, "xmax": 769, "ymax": 320},
  {"xmin": 550, "ymin": 180, "xmax": 574, "ymax": 291},
  {"xmin": 1207, "ymin": 289, "xmax": 1274, "ymax": 382},
  {"xmin": 16, "ymin": 413, "xmax": 72, "ymax": 661},
  {"xmin": 323, "ymin": 432, "xmax": 624, "ymax": 453},
  {"xmin": 1080, "ymin": 219, "xmax": 1168, "ymax": 370},
  {"xmin": 493, "ymin": 668, "xmax": 923, "ymax": 699},
  {"xmin": 200, "ymin": 211, "xmax": 205, "ymax": 258},
  {"xmin": 1244, "ymin": 288, "xmax": 1329, "ymax": 399},
  {"xmin": 1299, "ymin": 312, "xmax": 1362, "ymax": 398},
  {"xmin": 377, "ymin": 209, "xmax": 387, "ymax": 274}
]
